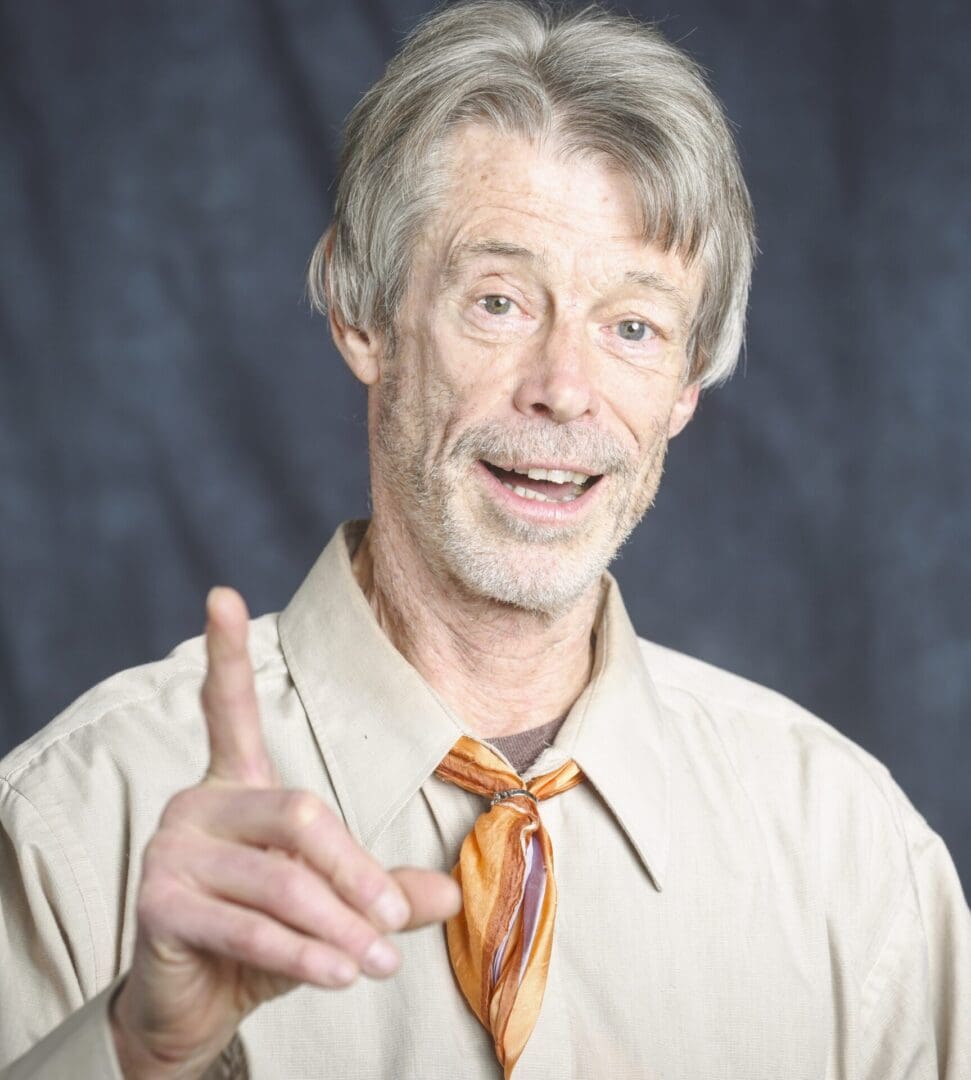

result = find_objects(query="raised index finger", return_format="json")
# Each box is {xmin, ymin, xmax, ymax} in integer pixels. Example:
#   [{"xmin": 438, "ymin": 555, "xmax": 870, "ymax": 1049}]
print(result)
[{"xmin": 201, "ymin": 586, "xmax": 275, "ymax": 787}]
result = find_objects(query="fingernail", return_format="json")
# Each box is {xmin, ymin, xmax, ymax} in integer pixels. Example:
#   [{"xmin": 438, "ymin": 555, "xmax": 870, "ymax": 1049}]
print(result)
[
  {"xmin": 362, "ymin": 938, "xmax": 399, "ymax": 977},
  {"xmin": 371, "ymin": 890, "xmax": 410, "ymax": 931}
]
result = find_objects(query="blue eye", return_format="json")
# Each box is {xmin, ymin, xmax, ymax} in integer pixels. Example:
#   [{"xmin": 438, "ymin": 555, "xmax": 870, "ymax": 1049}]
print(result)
[
  {"xmin": 480, "ymin": 295, "xmax": 512, "ymax": 315},
  {"xmin": 617, "ymin": 319, "xmax": 651, "ymax": 341}
]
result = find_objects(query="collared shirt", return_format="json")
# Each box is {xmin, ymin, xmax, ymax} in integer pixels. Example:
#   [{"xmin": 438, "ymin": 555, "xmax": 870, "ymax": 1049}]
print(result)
[{"xmin": 1, "ymin": 521, "xmax": 968, "ymax": 1079}]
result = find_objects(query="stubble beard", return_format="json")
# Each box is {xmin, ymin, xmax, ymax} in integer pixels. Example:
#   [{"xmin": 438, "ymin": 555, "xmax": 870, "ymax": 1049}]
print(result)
[{"xmin": 374, "ymin": 364, "xmax": 670, "ymax": 617}]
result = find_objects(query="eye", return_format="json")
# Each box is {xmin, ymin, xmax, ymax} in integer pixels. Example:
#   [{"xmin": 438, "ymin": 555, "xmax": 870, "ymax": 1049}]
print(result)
[
  {"xmin": 616, "ymin": 319, "xmax": 654, "ymax": 342},
  {"xmin": 478, "ymin": 295, "xmax": 513, "ymax": 316}
]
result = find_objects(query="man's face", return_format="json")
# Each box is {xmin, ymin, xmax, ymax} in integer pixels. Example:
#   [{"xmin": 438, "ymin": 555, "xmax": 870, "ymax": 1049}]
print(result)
[{"xmin": 356, "ymin": 124, "xmax": 702, "ymax": 615}]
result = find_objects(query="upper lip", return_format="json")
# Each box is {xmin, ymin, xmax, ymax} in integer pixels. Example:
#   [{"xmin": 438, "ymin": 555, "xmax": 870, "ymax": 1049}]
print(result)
[{"xmin": 480, "ymin": 458, "xmax": 601, "ymax": 477}]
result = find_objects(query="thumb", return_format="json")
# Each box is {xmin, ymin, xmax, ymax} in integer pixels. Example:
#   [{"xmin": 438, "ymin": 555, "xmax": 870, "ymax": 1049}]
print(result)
[{"xmin": 390, "ymin": 867, "xmax": 463, "ymax": 930}]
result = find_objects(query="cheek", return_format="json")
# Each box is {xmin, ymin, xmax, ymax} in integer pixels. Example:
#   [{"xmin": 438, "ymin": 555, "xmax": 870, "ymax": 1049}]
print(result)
[
  {"xmin": 426, "ymin": 323, "xmax": 520, "ymax": 411},
  {"xmin": 384, "ymin": 322, "xmax": 454, "ymax": 416},
  {"xmin": 600, "ymin": 366, "xmax": 681, "ymax": 454}
]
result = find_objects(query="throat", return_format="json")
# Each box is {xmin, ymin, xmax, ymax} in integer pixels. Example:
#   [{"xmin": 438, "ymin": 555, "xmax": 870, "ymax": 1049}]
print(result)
[{"xmin": 354, "ymin": 518, "xmax": 602, "ymax": 738}]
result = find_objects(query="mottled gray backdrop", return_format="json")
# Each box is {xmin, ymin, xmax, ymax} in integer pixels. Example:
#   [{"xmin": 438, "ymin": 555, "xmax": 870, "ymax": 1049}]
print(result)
[{"xmin": 1, "ymin": 1, "xmax": 968, "ymax": 887}]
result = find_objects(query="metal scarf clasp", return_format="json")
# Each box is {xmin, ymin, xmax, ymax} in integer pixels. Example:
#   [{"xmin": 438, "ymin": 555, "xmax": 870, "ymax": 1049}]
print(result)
[{"xmin": 490, "ymin": 787, "xmax": 538, "ymax": 807}]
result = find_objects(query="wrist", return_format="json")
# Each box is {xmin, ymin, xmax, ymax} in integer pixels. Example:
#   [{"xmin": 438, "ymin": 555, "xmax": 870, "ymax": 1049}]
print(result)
[
  {"xmin": 109, "ymin": 978, "xmax": 215, "ymax": 1080},
  {"xmin": 109, "ymin": 985, "xmax": 165, "ymax": 1080}
]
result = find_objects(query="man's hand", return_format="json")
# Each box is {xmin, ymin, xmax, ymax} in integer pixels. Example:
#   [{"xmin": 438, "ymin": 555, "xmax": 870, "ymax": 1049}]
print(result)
[{"xmin": 109, "ymin": 587, "xmax": 461, "ymax": 1079}]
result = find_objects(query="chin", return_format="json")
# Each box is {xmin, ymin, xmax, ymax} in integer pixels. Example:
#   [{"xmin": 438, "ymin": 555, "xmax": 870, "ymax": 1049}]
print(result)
[
  {"xmin": 457, "ymin": 560, "xmax": 599, "ymax": 616},
  {"xmin": 411, "ymin": 470, "xmax": 644, "ymax": 614},
  {"xmin": 438, "ymin": 516, "xmax": 619, "ymax": 616}
]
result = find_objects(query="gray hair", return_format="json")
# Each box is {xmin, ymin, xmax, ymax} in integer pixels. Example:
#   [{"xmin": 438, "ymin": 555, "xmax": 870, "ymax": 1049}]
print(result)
[{"xmin": 308, "ymin": 0, "xmax": 756, "ymax": 388}]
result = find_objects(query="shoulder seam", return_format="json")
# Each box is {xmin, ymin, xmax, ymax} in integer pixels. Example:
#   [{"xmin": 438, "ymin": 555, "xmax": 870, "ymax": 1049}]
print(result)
[
  {"xmin": 1, "ymin": 662, "xmax": 206, "ymax": 787},
  {"xmin": 650, "ymin": 667, "xmax": 814, "ymax": 730},
  {"xmin": 639, "ymin": 639, "xmax": 803, "ymax": 711}
]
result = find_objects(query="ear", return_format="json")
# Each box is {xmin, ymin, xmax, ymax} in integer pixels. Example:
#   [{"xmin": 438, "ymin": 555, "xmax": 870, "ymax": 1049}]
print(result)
[
  {"xmin": 667, "ymin": 379, "xmax": 701, "ymax": 439},
  {"xmin": 329, "ymin": 308, "xmax": 382, "ymax": 387},
  {"xmin": 319, "ymin": 226, "xmax": 383, "ymax": 386}
]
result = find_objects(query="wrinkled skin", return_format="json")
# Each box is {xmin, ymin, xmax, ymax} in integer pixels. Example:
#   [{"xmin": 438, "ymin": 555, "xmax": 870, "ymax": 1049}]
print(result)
[{"xmin": 335, "ymin": 124, "xmax": 703, "ymax": 738}]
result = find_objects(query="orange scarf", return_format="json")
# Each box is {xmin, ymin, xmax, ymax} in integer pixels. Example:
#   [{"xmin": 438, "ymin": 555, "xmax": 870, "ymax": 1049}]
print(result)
[{"xmin": 435, "ymin": 736, "xmax": 583, "ymax": 1077}]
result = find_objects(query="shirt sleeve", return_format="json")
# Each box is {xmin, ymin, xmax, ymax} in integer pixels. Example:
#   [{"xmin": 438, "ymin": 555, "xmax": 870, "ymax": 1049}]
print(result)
[
  {"xmin": 0, "ymin": 778, "xmax": 251, "ymax": 1079},
  {"xmin": 859, "ymin": 779, "xmax": 971, "ymax": 1080},
  {"xmin": 0, "ymin": 778, "xmax": 127, "ymax": 1077},
  {"xmin": 0, "ymin": 979, "xmax": 127, "ymax": 1079}
]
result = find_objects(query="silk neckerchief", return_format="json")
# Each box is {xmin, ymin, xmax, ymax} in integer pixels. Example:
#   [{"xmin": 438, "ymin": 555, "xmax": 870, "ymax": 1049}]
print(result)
[{"xmin": 435, "ymin": 735, "xmax": 583, "ymax": 1077}]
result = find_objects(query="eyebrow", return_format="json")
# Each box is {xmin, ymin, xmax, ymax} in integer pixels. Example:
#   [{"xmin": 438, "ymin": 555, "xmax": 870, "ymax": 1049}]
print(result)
[
  {"xmin": 441, "ymin": 237, "xmax": 694, "ymax": 330},
  {"xmin": 441, "ymin": 239, "xmax": 541, "ymax": 286},
  {"xmin": 622, "ymin": 270, "xmax": 693, "ymax": 329}
]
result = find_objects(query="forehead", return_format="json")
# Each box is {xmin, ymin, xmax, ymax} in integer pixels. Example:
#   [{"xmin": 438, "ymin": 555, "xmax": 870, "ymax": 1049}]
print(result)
[{"xmin": 419, "ymin": 124, "xmax": 701, "ymax": 303}]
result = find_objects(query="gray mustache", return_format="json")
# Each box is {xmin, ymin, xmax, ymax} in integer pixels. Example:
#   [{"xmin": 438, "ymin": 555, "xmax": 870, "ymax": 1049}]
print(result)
[{"xmin": 450, "ymin": 422, "xmax": 633, "ymax": 477}]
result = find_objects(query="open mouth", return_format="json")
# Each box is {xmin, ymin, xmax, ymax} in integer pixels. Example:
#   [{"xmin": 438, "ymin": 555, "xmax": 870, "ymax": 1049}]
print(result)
[{"xmin": 480, "ymin": 460, "xmax": 603, "ymax": 504}]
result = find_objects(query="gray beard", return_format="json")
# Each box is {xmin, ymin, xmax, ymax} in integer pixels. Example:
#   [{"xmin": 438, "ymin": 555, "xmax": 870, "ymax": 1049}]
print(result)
[{"xmin": 378, "ymin": 409, "xmax": 666, "ymax": 616}]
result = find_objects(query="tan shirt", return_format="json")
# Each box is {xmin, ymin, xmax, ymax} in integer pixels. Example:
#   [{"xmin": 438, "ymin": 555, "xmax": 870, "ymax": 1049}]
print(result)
[{"xmin": 1, "ymin": 521, "xmax": 968, "ymax": 1079}]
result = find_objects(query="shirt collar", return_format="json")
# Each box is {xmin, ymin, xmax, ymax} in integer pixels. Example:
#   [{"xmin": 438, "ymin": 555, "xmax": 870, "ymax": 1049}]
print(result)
[
  {"xmin": 278, "ymin": 521, "xmax": 670, "ymax": 890},
  {"xmin": 548, "ymin": 575, "xmax": 670, "ymax": 890}
]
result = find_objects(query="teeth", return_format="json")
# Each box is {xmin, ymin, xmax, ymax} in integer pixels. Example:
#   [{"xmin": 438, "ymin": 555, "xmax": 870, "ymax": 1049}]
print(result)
[
  {"xmin": 501, "ymin": 482, "xmax": 581, "ymax": 504},
  {"xmin": 513, "ymin": 467, "xmax": 590, "ymax": 485}
]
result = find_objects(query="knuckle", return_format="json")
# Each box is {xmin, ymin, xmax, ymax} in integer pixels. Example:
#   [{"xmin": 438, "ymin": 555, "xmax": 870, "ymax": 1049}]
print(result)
[
  {"xmin": 274, "ymin": 865, "xmax": 309, "ymax": 910},
  {"xmin": 137, "ymin": 877, "xmax": 179, "ymax": 931},
  {"xmin": 199, "ymin": 678, "xmax": 218, "ymax": 709},
  {"xmin": 201, "ymin": 680, "xmax": 241, "ymax": 715},
  {"xmin": 340, "ymin": 866, "xmax": 387, "ymax": 910},
  {"xmin": 159, "ymin": 788, "xmax": 199, "ymax": 828},
  {"xmin": 228, "ymin": 915, "xmax": 270, "ymax": 960},
  {"xmin": 337, "ymin": 918, "xmax": 379, "ymax": 961},
  {"xmin": 301, "ymin": 944, "xmax": 357, "ymax": 987},
  {"xmin": 281, "ymin": 791, "xmax": 327, "ymax": 836},
  {"xmin": 142, "ymin": 831, "xmax": 178, "ymax": 876},
  {"xmin": 291, "ymin": 941, "xmax": 322, "ymax": 983}
]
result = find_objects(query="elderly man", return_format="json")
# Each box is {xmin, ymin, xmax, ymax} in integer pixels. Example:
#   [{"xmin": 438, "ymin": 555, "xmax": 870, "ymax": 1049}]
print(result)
[{"xmin": 1, "ymin": 2, "xmax": 968, "ymax": 1078}]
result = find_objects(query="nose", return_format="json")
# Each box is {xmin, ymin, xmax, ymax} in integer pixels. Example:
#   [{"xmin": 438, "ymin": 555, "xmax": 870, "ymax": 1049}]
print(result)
[{"xmin": 512, "ymin": 316, "xmax": 600, "ymax": 423}]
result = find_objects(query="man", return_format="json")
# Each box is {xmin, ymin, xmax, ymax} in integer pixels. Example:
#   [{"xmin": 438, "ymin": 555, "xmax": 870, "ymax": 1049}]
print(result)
[{"xmin": 1, "ymin": 1, "xmax": 967, "ymax": 1077}]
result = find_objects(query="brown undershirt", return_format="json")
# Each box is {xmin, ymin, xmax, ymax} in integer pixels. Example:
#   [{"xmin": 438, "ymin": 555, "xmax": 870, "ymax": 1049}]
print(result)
[{"xmin": 487, "ymin": 715, "xmax": 566, "ymax": 775}]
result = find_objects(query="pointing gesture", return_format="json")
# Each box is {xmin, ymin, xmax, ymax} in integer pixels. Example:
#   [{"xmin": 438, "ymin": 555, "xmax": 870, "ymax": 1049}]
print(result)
[
  {"xmin": 109, "ymin": 588, "xmax": 461, "ymax": 1079},
  {"xmin": 201, "ymin": 588, "xmax": 278, "ymax": 788}
]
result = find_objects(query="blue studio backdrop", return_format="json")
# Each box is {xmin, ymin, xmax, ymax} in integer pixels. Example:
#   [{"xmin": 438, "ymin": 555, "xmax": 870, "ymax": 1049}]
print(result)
[{"xmin": 1, "ymin": 1, "xmax": 969, "ymax": 887}]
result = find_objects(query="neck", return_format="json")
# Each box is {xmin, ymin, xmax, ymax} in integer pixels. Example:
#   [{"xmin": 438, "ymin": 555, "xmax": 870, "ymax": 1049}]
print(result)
[{"xmin": 351, "ymin": 517, "xmax": 603, "ymax": 739}]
